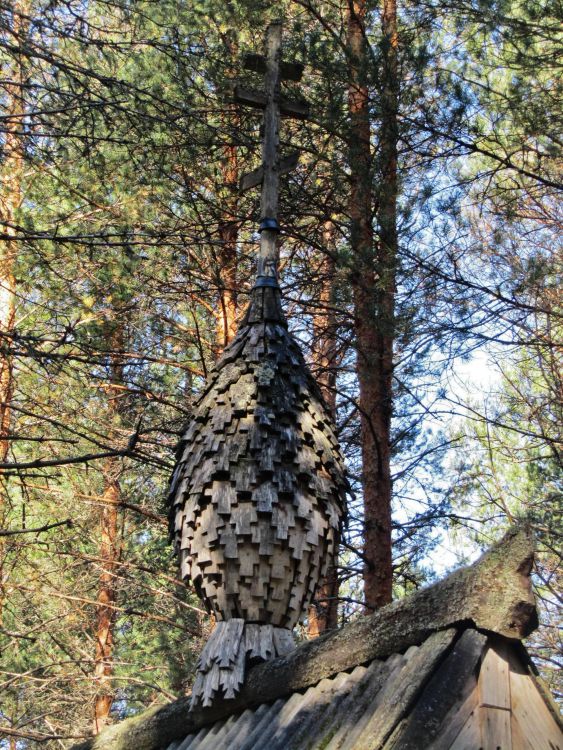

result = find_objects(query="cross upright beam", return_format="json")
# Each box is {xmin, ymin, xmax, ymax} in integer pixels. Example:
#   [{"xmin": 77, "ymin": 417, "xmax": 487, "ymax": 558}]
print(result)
[
  {"xmin": 234, "ymin": 21, "xmax": 309, "ymax": 288},
  {"xmin": 258, "ymin": 20, "xmax": 283, "ymax": 284}
]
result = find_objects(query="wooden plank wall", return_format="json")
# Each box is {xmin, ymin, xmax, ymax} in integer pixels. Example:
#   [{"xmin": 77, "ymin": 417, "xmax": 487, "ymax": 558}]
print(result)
[{"xmin": 431, "ymin": 638, "xmax": 562, "ymax": 750}]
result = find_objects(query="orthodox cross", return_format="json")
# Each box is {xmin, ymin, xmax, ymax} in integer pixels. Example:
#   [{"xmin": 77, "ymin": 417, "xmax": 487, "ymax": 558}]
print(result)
[
  {"xmin": 169, "ymin": 22, "xmax": 346, "ymax": 708},
  {"xmin": 234, "ymin": 21, "xmax": 309, "ymax": 286}
]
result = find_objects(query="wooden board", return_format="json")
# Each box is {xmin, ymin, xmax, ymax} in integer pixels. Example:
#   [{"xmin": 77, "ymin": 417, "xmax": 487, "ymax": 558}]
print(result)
[
  {"xmin": 449, "ymin": 712, "xmax": 481, "ymax": 750},
  {"xmin": 480, "ymin": 706, "xmax": 512, "ymax": 749},
  {"xmin": 479, "ymin": 641, "xmax": 511, "ymax": 710},
  {"xmin": 426, "ymin": 687, "xmax": 478, "ymax": 750},
  {"xmin": 509, "ymin": 649, "xmax": 563, "ymax": 750},
  {"xmin": 511, "ymin": 712, "xmax": 536, "ymax": 750}
]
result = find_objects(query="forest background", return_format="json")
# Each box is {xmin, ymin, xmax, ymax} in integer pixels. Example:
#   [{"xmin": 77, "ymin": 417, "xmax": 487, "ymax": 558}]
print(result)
[{"xmin": 0, "ymin": 0, "xmax": 560, "ymax": 746}]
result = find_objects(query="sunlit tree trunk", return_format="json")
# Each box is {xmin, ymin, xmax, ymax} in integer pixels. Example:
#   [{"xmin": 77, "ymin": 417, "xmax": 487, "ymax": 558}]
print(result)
[
  {"xmin": 216, "ymin": 138, "xmax": 239, "ymax": 350},
  {"xmin": 0, "ymin": 0, "xmax": 29, "ymax": 626},
  {"xmin": 93, "ymin": 463, "xmax": 120, "ymax": 732},
  {"xmin": 312, "ymin": 226, "xmax": 339, "ymax": 415},
  {"xmin": 347, "ymin": 0, "xmax": 396, "ymax": 611},
  {"xmin": 215, "ymin": 32, "xmax": 240, "ymax": 352},
  {"xmin": 308, "ymin": 224, "xmax": 340, "ymax": 635},
  {"xmin": 93, "ymin": 326, "xmax": 125, "ymax": 733}
]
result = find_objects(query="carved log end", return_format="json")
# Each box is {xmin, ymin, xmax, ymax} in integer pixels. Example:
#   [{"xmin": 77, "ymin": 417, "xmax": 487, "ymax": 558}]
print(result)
[{"xmin": 468, "ymin": 523, "xmax": 538, "ymax": 639}]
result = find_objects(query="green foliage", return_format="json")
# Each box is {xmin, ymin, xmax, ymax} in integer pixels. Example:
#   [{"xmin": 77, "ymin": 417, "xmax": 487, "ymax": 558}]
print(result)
[{"xmin": 0, "ymin": 0, "xmax": 560, "ymax": 744}]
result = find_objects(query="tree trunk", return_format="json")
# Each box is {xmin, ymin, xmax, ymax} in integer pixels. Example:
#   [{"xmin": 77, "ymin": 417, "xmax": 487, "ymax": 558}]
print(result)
[
  {"xmin": 93, "ymin": 331, "xmax": 125, "ymax": 733},
  {"xmin": 347, "ymin": 0, "xmax": 395, "ymax": 611},
  {"xmin": 216, "ymin": 138, "xmax": 239, "ymax": 350},
  {"xmin": 373, "ymin": 0, "xmax": 398, "ymax": 604},
  {"xmin": 312, "ymin": 226, "xmax": 339, "ymax": 415},
  {"xmin": 215, "ymin": 33, "xmax": 240, "ymax": 352},
  {"xmin": 308, "ymin": 224, "xmax": 340, "ymax": 635},
  {"xmin": 0, "ymin": 0, "xmax": 28, "ymax": 626},
  {"xmin": 93, "ymin": 467, "xmax": 121, "ymax": 733}
]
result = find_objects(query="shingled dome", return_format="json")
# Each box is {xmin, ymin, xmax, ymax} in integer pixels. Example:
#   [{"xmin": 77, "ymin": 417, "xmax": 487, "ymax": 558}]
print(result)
[{"xmin": 168, "ymin": 285, "xmax": 347, "ymax": 705}]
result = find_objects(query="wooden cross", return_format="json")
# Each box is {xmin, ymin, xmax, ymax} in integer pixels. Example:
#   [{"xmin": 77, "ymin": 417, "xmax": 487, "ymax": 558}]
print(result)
[{"xmin": 234, "ymin": 21, "xmax": 310, "ymax": 286}]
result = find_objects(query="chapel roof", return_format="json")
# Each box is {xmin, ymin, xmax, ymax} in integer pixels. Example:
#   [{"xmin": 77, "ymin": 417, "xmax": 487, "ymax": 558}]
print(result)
[
  {"xmin": 163, "ymin": 627, "xmax": 561, "ymax": 750},
  {"xmin": 71, "ymin": 526, "xmax": 562, "ymax": 750}
]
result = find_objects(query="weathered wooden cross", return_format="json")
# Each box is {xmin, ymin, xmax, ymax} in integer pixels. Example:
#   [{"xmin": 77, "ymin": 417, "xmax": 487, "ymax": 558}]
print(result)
[{"xmin": 234, "ymin": 21, "xmax": 310, "ymax": 287}]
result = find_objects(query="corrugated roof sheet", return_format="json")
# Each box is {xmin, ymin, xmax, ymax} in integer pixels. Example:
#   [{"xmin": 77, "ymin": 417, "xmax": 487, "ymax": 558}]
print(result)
[{"xmin": 165, "ymin": 646, "xmax": 423, "ymax": 750}]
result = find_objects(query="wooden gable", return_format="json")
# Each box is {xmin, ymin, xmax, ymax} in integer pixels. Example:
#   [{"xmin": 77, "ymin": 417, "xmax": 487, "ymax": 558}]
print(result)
[{"xmin": 429, "ymin": 637, "xmax": 562, "ymax": 750}]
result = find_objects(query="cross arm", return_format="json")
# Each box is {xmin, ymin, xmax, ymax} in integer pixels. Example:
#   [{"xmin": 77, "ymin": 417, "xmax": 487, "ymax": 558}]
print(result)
[
  {"xmin": 234, "ymin": 85, "xmax": 310, "ymax": 120},
  {"xmin": 243, "ymin": 53, "xmax": 304, "ymax": 82}
]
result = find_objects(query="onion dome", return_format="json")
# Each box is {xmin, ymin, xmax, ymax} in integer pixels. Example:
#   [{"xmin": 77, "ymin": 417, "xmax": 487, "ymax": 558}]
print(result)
[{"xmin": 168, "ymin": 285, "xmax": 347, "ymax": 706}]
